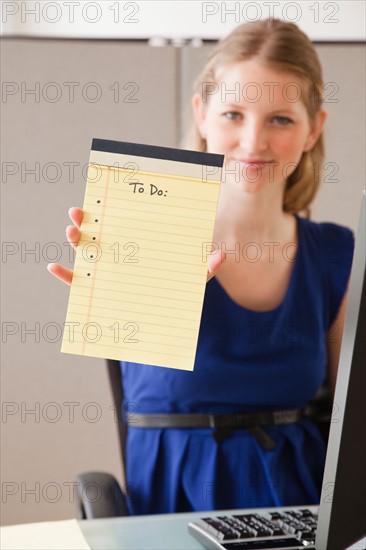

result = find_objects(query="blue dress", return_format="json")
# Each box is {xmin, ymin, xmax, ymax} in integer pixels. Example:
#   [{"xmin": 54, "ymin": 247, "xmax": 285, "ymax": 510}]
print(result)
[{"xmin": 120, "ymin": 215, "xmax": 354, "ymax": 515}]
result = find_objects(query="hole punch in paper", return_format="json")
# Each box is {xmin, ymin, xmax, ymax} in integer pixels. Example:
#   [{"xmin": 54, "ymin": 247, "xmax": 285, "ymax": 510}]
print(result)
[{"xmin": 61, "ymin": 139, "xmax": 224, "ymax": 371}]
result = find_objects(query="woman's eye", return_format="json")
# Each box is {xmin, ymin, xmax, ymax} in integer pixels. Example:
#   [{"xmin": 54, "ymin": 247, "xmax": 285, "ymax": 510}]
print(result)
[
  {"xmin": 272, "ymin": 116, "xmax": 294, "ymax": 125},
  {"xmin": 223, "ymin": 111, "xmax": 242, "ymax": 120}
]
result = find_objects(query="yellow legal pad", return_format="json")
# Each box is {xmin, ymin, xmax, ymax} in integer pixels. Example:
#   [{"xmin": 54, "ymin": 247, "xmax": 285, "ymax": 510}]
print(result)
[{"xmin": 61, "ymin": 139, "xmax": 224, "ymax": 370}]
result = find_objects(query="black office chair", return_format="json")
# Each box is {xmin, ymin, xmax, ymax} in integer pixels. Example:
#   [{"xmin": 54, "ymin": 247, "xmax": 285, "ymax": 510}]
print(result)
[
  {"xmin": 75, "ymin": 359, "xmax": 334, "ymax": 519},
  {"xmin": 75, "ymin": 359, "xmax": 128, "ymax": 519}
]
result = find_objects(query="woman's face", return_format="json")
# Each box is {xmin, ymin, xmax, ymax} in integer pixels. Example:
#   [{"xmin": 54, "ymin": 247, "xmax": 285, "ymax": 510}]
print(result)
[{"xmin": 193, "ymin": 59, "xmax": 326, "ymax": 193}]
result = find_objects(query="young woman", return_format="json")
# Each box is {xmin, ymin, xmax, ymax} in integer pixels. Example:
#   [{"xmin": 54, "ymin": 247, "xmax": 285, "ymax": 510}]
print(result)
[{"xmin": 48, "ymin": 19, "xmax": 354, "ymax": 514}]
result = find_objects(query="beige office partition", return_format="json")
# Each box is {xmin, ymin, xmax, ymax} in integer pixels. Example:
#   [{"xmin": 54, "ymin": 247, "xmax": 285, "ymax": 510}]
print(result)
[
  {"xmin": 312, "ymin": 44, "xmax": 366, "ymax": 228},
  {"xmin": 1, "ymin": 38, "xmax": 178, "ymax": 526},
  {"xmin": 1, "ymin": 38, "xmax": 365, "ymax": 527}
]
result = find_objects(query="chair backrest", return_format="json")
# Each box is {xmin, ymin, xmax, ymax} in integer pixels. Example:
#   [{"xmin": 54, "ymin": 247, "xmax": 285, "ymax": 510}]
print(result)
[
  {"xmin": 106, "ymin": 359, "xmax": 127, "ymax": 477},
  {"xmin": 74, "ymin": 360, "xmax": 128, "ymax": 520}
]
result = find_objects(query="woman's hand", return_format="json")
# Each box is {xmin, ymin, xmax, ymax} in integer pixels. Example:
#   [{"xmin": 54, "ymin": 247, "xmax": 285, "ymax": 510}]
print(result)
[
  {"xmin": 47, "ymin": 206, "xmax": 225, "ymax": 285},
  {"xmin": 47, "ymin": 207, "xmax": 83, "ymax": 285}
]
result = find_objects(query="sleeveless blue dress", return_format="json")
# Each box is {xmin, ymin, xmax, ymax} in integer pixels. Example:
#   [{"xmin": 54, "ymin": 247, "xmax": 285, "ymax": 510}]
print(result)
[{"xmin": 120, "ymin": 216, "xmax": 354, "ymax": 515}]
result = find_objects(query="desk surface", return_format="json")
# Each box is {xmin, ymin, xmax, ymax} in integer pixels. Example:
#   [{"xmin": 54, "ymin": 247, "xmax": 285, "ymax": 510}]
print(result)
[
  {"xmin": 77, "ymin": 505, "xmax": 351, "ymax": 550},
  {"xmin": 79, "ymin": 506, "xmax": 366, "ymax": 550}
]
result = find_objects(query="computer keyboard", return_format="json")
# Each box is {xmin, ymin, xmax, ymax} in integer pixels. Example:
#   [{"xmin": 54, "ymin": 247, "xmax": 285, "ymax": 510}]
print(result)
[{"xmin": 188, "ymin": 508, "xmax": 318, "ymax": 549}]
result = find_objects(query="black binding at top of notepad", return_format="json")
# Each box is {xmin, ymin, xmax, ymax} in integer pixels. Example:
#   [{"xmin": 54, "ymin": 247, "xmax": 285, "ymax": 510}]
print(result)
[{"xmin": 91, "ymin": 139, "xmax": 224, "ymax": 168}]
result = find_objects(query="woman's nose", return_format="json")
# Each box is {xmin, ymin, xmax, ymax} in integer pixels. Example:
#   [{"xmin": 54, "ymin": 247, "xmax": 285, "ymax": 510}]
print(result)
[{"xmin": 239, "ymin": 120, "xmax": 268, "ymax": 153}]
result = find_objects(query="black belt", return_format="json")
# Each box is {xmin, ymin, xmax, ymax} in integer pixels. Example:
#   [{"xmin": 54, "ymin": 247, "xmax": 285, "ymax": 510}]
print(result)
[{"xmin": 125, "ymin": 409, "xmax": 306, "ymax": 450}]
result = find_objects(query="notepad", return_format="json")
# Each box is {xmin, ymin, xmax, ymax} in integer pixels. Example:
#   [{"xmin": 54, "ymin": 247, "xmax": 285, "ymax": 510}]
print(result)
[{"xmin": 61, "ymin": 139, "xmax": 224, "ymax": 371}]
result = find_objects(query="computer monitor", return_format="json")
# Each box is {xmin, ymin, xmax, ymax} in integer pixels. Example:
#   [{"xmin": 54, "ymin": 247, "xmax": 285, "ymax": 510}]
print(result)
[
  {"xmin": 188, "ymin": 194, "xmax": 365, "ymax": 549},
  {"xmin": 316, "ymin": 190, "xmax": 366, "ymax": 549}
]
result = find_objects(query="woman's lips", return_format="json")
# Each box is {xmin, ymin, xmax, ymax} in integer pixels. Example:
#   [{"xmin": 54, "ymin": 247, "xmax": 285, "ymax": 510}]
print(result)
[{"xmin": 234, "ymin": 160, "xmax": 274, "ymax": 171}]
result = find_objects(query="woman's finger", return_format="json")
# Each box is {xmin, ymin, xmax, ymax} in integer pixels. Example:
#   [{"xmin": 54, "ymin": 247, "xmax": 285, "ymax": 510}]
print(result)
[
  {"xmin": 66, "ymin": 225, "xmax": 80, "ymax": 249},
  {"xmin": 69, "ymin": 207, "xmax": 83, "ymax": 229},
  {"xmin": 47, "ymin": 263, "xmax": 73, "ymax": 286},
  {"xmin": 207, "ymin": 249, "xmax": 226, "ymax": 282}
]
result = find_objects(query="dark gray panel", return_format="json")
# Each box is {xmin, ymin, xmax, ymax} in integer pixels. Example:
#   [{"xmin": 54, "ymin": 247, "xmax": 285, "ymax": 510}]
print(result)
[{"xmin": 316, "ymin": 192, "xmax": 366, "ymax": 549}]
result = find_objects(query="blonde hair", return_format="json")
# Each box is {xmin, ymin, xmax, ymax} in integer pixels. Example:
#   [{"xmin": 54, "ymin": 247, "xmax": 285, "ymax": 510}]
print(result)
[{"xmin": 182, "ymin": 19, "xmax": 325, "ymax": 217}]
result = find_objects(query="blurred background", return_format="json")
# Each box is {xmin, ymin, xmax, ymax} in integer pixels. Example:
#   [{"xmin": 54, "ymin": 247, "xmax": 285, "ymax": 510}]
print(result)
[{"xmin": 1, "ymin": 0, "xmax": 365, "ymax": 526}]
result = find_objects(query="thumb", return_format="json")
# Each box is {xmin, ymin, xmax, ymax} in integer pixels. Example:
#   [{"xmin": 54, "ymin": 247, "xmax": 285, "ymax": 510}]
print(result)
[{"xmin": 207, "ymin": 249, "xmax": 226, "ymax": 282}]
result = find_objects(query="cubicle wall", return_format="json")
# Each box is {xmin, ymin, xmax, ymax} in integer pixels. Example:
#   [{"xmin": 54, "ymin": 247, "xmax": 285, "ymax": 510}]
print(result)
[{"xmin": 1, "ymin": 38, "xmax": 365, "ymax": 526}]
